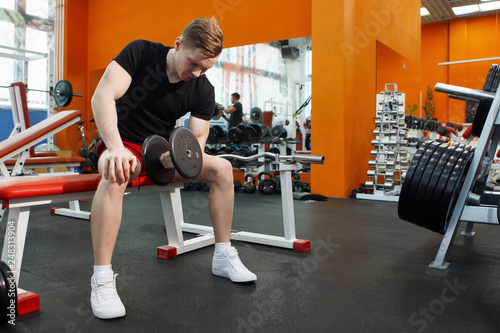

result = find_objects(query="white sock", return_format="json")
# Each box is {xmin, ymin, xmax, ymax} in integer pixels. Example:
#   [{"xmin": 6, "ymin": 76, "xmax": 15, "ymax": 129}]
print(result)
[
  {"xmin": 215, "ymin": 242, "xmax": 231, "ymax": 254},
  {"xmin": 93, "ymin": 264, "xmax": 112, "ymax": 275}
]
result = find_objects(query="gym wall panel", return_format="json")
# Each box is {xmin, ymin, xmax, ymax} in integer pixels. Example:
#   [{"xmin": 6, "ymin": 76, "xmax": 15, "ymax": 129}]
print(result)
[
  {"xmin": 421, "ymin": 22, "xmax": 449, "ymax": 122},
  {"xmin": 446, "ymin": 14, "xmax": 500, "ymax": 123},
  {"xmin": 311, "ymin": 0, "xmax": 420, "ymax": 197},
  {"xmin": 59, "ymin": 0, "xmax": 89, "ymax": 155},
  {"xmin": 86, "ymin": 0, "xmax": 312, "ymax": 71}
]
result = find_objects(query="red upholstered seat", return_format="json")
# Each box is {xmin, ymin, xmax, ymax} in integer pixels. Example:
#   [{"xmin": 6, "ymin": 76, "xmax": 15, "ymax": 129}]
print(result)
[{"xmin": 0, "ymin": 173, "xmax": 157, "ymax": 202}]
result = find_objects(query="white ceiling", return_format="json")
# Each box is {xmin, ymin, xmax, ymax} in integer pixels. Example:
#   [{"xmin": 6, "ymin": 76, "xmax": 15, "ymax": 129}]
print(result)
[{"xmin": 422, "ymin": 0, "xmax": 500, "ymax": 24}]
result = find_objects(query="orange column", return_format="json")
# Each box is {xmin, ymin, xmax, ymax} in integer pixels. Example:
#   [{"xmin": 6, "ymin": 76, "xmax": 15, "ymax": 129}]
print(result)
[{"xmin": 312, "ymin": 0, "xmax": 420, "ymax": 197}]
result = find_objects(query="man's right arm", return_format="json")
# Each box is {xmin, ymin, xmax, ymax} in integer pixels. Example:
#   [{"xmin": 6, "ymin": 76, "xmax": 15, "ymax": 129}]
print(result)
[{"xmin": 91, "ymin": 60, "xmax": 137, "ymax": 183}]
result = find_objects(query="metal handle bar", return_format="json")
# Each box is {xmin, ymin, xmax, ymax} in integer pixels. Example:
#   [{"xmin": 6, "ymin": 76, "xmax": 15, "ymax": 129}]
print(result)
[
  {"xmin": 217, "ymin": 152, "xmax": 325, "ymax": 165},
  {"xmin": 435, "ymin": 83, "xmax": 495, "ymax": 101}
]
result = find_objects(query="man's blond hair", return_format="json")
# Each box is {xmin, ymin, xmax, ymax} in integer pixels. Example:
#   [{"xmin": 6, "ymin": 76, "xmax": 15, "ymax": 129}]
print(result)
[{"xmin": 181, "ymin": 17, "xmax": 223, "ymax": 58}]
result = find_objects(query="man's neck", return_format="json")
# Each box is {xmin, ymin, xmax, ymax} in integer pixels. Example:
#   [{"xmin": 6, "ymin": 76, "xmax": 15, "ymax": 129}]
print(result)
[{"xmin": 166, "ymin": 48, "xmax": 181, "ymax": 83}]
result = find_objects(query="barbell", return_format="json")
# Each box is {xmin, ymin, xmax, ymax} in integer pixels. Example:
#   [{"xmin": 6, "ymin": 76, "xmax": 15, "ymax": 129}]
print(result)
[{"xmin": 0, "ymin": 80, "xmax": 83, "ymax": 107}]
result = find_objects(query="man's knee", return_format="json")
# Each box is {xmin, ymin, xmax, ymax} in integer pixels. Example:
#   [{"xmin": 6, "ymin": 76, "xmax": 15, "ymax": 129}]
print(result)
[{"xmin": 205, "ymin": 156, "xmax": 233, "ymax": 184}]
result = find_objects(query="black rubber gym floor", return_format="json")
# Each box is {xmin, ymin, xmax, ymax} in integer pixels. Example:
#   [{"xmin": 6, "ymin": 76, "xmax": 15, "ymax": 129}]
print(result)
[{"xmin": 1, "ymin": 191, "xmax": 500, "ymax": 332}]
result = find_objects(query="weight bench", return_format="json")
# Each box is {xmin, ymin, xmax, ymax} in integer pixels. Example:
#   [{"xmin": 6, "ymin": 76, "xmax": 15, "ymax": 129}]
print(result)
[
  {"xmin": 0, "ymin": 166, "xmax": 312, "ymax": 317},
  {"xmin": 0, "ymin": 110, "xmax": 83, "ymax": 178},
  {"xmin": 6, "ymin": 82, "xmax": 85, "ymax": 174}
]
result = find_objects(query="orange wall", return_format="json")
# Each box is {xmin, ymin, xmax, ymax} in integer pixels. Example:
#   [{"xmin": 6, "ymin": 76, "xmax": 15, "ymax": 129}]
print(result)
[
  {"xmin": 58, "ymin": 0, "xmax": 89, "ymax": 153},
  {"xmin": 421, "ymin": 22, "xmax": 449, "ymax": 122},
  {"xmin": 86, "ymin": 0, "xmax": 312, "ymax": 72},
  {"xmin": 376, "ymin": 41, "xmax": 421, "ymax": 116},
  {"xmin": 311, "ymin": 0, "xmax": 421, "ymax": 197},
  {"xmin": 448, "ymin": 15, "xmax": 500, "ymax": 122}
]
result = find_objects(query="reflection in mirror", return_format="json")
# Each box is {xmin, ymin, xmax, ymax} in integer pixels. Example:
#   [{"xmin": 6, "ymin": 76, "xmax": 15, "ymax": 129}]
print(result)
[{"xmin": 204, "ymin": 36, "xmax": 312, "ymax": 151}]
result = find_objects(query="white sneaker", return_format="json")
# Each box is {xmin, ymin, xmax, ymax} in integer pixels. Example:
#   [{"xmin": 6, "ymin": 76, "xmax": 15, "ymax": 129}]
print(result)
[
  {"xmin": 91, "ymin": 270, "xmax": 126, "ymax": 319},
  {"xmin": 212, "ymin": 247, "xmax": 257, "ymax": 282}
]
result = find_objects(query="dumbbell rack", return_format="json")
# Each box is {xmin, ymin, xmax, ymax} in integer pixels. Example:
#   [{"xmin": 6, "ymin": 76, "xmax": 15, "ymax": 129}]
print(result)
[
  {"xmin": 425, "ymin": 81, "xmax": 500, "ymax": 270},
  {"xmin": 357, "ymin": 84, "xmax": 409, "ymax": 202}
]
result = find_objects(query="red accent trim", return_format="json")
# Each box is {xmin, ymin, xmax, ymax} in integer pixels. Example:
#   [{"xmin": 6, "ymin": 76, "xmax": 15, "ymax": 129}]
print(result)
[
  {"xmin": 157, "ymin": 245, "xmax": 177, "ymax": 259},
  {"xmin": 293, "ymin": 239, "xmax": 311, "ymax": 252},
  {"xmin": 17, "ymin": 291, "xmax": 40, "ymax": 316},
  {"xmin": 50, "ymin": 207, "xmax": 62, "ymax": 215},
  {"xmin": 463, "ymin": 125, "xmax": 473, "ymax": 139},
  {"xmin": 2, "ymin": 199, "xmax": 9, "ymax": 209}
]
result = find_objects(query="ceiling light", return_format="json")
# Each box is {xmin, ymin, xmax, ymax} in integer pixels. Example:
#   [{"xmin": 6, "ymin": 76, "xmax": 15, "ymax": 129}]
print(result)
[
  {"xmin": 479, "ymin": 1, "xmax": 500, "ymax": 11},
  {"xmin": 420, "ymin": 7, "xmax": 430, "ymax": 16},
  {"xmin": 452, "ymin": 4, "xmax": 480, "ymax": 16}
]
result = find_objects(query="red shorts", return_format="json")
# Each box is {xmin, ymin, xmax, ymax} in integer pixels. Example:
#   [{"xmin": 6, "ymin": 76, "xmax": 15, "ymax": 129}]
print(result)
[{"xmin": 97, "ymin": 140, "xmax": 147, "ymax": 178}]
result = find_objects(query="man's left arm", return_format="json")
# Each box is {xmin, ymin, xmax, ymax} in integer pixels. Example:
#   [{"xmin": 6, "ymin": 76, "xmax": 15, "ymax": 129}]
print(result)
[{"xmin": 188, "ymin": 116, "xmax": 210, "ymax": 150}]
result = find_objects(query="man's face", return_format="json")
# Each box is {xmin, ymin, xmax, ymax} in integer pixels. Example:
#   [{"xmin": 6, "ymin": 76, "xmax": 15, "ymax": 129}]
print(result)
[
  {"xmin": 231, "ymin": 95, "xmax": 236, "ymax": 104},
  {"xmin": 175, "ymin": 38, "xmax": 219, "ymax": 81}
]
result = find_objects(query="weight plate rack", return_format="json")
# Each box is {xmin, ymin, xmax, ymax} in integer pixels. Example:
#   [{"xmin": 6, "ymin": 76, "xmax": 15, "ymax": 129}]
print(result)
[
  {"xmin": 398, "ymin": 64, "xmax": 500, "ymax": 270},
  {"xmin": 360, "ymin": 83, "xmax": 409, "ymax": 201}
]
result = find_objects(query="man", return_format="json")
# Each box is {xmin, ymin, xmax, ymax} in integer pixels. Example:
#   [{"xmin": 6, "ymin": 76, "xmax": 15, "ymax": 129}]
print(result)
[
  {"xmin": 221, "ymin": 92, "xmax": 243, "ymax": 128},
  {"xmin": 90, "ymin": 17, "xmax": 256, "ymax": 320}
]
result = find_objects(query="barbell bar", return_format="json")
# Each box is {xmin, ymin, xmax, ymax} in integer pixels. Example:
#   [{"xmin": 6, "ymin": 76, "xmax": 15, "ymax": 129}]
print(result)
[
  {"xmin": 217, "ymin": 151, "xmax": 325, "ymax": 165},
  {"xmin": 0, "ymin": 80, "xmax": 82, "ymax": 107}
]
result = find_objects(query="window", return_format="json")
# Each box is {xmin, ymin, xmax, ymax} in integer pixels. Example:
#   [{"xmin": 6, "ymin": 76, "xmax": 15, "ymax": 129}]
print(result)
[{"xmin": 0, "ymin": 1, "xmax": 56, "ymax": 111}]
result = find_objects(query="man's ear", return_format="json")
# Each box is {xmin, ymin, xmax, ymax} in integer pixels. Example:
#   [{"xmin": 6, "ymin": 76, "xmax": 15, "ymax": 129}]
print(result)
[{"xmin": 174, "ymin": 37, "xmax": 183, "ymax": 50}]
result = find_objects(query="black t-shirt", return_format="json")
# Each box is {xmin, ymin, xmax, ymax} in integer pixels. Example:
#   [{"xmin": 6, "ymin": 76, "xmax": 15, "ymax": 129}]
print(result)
[
  {"xmin": 229, "ymin": 101, "xmax": 243, "ymax": 128},
  {"xmin": 113, "ymin": 40, "xmax": 215, "ymax": 145}
]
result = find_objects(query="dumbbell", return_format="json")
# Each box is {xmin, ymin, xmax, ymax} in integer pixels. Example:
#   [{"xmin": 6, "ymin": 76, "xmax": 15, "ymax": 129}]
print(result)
[
  {"xmin": 242, "ymin": 124, "xmax": 262, "ymax": 143},
  {"xmin": 270, "ymin": 125, "xmax": 287, "ymax": 138},
  {"xmin": 142, "ymin": 127, "xmax": 203, "ymax": 186},
  {"xmin": 228, "ymin": 124, "xmax": 247, "ymax": 143}
]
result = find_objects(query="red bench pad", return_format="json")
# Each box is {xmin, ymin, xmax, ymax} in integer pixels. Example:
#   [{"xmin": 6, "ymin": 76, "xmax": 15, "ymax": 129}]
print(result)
[{"xmin": 0, "ymin": 174, "xmax": 157, "ymax": 202}]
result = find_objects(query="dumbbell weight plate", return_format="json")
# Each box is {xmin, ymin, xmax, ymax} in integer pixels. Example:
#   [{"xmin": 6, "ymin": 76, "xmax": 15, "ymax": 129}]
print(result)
[
  {"xmin": 260, "ymin": 125, "xmax": 270, "ymax": 137},
  {"xmin": 250, "ymin": 124, "xmax": 263, "ymax": 138},
  {"xmin": 242, "ymin": 126, "xmax": 258, "ymax": 143},
  {"xmin": 169, "ymin": 127, "xmax": 203, "ymax": 179},
  {"xmin": 228, "ymin": 127, "xmax": 243, "ymax": 143},
  {"xmin": 142, "ymin": 135, "xmax": 176, "ymax": 186},
  {"xmin": 271, "ymin": 126, "xmax": 284, "ymax": 138},
  {"xmin": 208, "ymin": 127, "xmax": 218, "ymax": 143}
]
